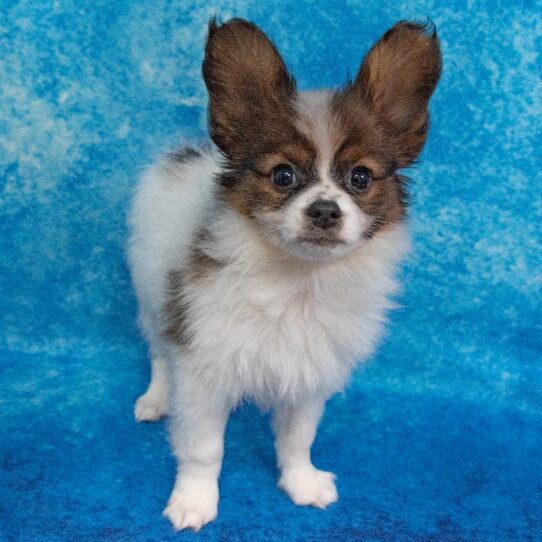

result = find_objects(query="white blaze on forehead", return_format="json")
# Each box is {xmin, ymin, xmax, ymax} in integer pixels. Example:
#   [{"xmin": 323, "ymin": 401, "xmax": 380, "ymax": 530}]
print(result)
[{"xmin": 294, "ymin": 90, "xmax": 336, "ymax": 178}]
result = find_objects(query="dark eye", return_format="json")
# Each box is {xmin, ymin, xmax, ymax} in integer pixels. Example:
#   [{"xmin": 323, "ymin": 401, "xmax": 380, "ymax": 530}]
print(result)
[
  {"xmin": 349, "ymin": 166, "xmax": 372, "ymax": 191},
  {"xmin": 272, "ymin": 164, "xmax": 296, "ymax": 188}
]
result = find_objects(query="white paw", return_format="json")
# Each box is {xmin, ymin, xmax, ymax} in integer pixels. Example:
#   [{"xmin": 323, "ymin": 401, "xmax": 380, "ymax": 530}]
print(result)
[
  {"xmin": 134, "ymin": 392, "xmax": 166, "ymax": 422},
  {"xmin": 163, "ymin": 477, "xmax": 218, "ymax": 532},
  {"xmin": 279, "ymin": 466, "xmax": 338, "ymax": 508}
]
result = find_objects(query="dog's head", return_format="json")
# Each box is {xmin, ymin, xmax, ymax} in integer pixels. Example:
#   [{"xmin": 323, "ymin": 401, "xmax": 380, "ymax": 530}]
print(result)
[{"xmin": 203, "ymin": 18, "xmax": 441, "ymax": 260}]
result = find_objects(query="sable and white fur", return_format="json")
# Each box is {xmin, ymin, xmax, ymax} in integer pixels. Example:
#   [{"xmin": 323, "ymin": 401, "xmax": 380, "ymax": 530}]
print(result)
[{"xmin": 128, "ymin": 18, "xmax": 441, "ymax": 532}]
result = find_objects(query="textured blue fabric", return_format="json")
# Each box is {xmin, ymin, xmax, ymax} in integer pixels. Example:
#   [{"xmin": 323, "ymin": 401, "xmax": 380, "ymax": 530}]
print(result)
[{"xmin": 1, "ymin": 1, "xmax": 541, "ymax": 540}]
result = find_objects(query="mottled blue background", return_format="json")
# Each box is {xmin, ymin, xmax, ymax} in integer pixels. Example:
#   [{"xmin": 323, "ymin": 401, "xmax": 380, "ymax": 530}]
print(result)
[{"xmin": 1, "ymin": 1, "xmax": 541, "ymax": 540}]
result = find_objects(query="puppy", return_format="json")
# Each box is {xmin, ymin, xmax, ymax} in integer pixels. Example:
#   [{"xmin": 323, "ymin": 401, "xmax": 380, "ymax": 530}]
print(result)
[{"xmin": 128, "ymin": 18, "xmax": 441, "ymax": 531}]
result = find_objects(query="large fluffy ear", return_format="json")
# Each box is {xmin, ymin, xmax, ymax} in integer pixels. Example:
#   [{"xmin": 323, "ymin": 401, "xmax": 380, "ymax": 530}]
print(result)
[
  {"xmin": 202, "ymin": 18, "xmax": 296, "ymax": 160},
  {"xmin": 348, "ymin": 21, "xmax": 441, "ymax": 165}
]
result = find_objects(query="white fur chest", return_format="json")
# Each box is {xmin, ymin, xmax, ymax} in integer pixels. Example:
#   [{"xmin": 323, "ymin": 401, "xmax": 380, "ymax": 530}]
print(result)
[{"xmin": 178, "ymin": 212, "xmax": 410, "ymax": 405}]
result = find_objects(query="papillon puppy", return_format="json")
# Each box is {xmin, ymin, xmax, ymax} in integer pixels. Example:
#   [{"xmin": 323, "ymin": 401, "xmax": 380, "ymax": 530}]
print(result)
[{"xmin": 128, "ymin": 17, "xmax": 441, "ymax": 531}]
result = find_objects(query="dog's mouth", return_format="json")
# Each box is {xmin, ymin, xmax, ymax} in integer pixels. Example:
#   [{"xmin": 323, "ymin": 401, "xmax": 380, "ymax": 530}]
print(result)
[{"xmin": 297, "ymin": 233, "xmax": 344, "ymax": 247}]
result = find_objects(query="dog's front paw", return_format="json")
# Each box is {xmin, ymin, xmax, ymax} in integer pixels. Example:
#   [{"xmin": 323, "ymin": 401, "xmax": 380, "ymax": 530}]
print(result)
[
  {"xmin": 134, "ymin": 392, "xmax": 166, "ymax": 422},
  {"xmin": 163, "ymin": 477, "xmax": 218, "ymax": 532},
  {"xmin": 279, "ymin": 466, "xmax": 338, "ymax": 508}
]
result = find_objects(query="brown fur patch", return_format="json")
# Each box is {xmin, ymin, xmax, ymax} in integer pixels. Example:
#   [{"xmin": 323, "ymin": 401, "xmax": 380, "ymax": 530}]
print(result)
[
  {"xmin": 330, "ymin": 147, "xmax": 407, "ymax": 236},
  {"xmin": 220, "ymin": 171, "xmax": 297, "ymax": 217},
  {"xmin": 163, "ymin": 268, "xmax": 190, "ymax": 345},
  {"xmin": 203, "ymin": 18, "xmax": 298, "ymax": 163},
  {"xmin": 357, "ymin": 175, "xmax": 407, "ymax": 237},
  {"xmin": 248, "ymin": 144, "xmax": 315, "ymax": 176},
  {"xmin": 163, "ymin": 230, "xmax": 223, "ymax": 345},
  {"xmin": 357, "ymin": 22, "xmax": 441, "ymax": 132},
  {"xmin": 335, "ymin": 21, "xmax": 441, "ymax": 169},
  {"xmin": 219, "ymin": 140, "xmax": 319, "ymax": 217}
]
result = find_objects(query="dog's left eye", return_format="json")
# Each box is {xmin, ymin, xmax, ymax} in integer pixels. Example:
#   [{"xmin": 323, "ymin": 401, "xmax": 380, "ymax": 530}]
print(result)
[
  {"xmin": 349, "ymin": 166, "xmax": 372, "ymax": 191},
  {"xmin": 272, "ymin": 164, "xmax": 297, "ymax": 188}
]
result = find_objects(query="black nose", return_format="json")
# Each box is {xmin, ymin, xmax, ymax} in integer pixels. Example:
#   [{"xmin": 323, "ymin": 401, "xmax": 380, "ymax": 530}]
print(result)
[{"xmin": 305, "ymin": 200, "xmax": 342, "ymax": 229}]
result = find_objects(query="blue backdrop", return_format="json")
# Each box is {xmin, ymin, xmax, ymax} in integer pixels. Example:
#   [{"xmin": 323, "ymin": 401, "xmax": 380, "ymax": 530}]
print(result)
[{"xmin": 1, "ymin": 1, "xmax": 541, "ymax": 540}]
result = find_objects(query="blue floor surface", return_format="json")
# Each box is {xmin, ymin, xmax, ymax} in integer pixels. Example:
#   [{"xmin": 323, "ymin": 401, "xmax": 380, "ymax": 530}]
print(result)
[{"xmin": 1, "ymin": 1, "xmax": 541, "ymax": 540}]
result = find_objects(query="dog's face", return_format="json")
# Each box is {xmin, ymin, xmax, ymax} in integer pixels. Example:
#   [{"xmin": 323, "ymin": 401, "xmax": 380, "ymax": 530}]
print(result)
[{"xmin": 203, "ymin": 19, "xmax": 441, "ymax": 260}]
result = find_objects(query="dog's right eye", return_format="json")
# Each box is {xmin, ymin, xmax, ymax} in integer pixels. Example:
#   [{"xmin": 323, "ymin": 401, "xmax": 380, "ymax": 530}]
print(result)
[
  {"xmin": 349, "ymin": 166, "xmax": 373, "ymax": 191},
  {"xmin": 272, "ymin": 164, "xmax": 297, "ymax": 188}
]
